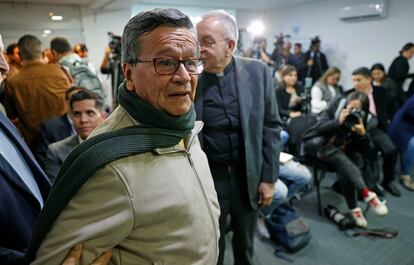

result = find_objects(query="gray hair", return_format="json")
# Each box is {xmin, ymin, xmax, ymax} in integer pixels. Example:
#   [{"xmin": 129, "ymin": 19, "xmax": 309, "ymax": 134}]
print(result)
[
  {"xmin": 201, "ymin": 10, "xmax": 238, "ymax": 45},
  {"xmin": 122, "ymin": 8, "xmax": 196, "ymax": 64},
  {"xmin": 17, "ymin": 35, "xmax": 42, "ymax": 61}
]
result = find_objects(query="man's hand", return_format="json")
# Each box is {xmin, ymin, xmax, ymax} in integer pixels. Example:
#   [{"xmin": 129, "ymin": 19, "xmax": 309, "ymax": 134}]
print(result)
[
  {"xmin": 62, "ymin": 244, "xmax": 112, "ymax": 265},
  {"xmin": 338, "ymin": 108, "xmax": 349, "ymax": 125},
  {"xmin": 289, "ymin": 111, "xmax": 302, "ymax": 118},
  {"xmin": 258, "ymin": 182, "xmax": 275, "ymax": 208}
]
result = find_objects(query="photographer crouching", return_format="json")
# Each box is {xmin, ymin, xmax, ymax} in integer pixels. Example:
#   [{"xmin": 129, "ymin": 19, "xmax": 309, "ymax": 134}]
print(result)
[
  {"xmin": 100, "ymin": 32, "xmax": 124, "ymax": 108},
  {"xmin": 303, "ymin": 91, "xmax": 388, "ymax": 228}
]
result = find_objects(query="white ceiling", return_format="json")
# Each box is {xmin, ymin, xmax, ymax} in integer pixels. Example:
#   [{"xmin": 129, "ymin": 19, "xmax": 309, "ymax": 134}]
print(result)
[{"xmin": 0, "ymin": 0, "xmax": 322, "ymax": 10}]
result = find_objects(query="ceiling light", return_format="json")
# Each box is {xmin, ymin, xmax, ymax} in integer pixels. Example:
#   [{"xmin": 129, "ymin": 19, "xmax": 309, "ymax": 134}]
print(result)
[
  {"xmin": 41, "ymin": 34, "xmax": 48, "ymax": 37},
  {"xmin": 43, "ymin": 29, "xmax": 52, "ymax": 34},
  {"xmin": 247, "ymin": 20, "xmax": 265, "ymax": 36},
  {"xmin": 51, "ymin": 15, "xmax": 63, "ymax": 21}
]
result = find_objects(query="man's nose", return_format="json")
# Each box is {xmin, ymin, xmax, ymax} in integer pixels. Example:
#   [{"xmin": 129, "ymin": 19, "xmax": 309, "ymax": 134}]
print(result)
[{"xmin": 172, "ymin": 63, "xmax": 191, "ymax": 83}]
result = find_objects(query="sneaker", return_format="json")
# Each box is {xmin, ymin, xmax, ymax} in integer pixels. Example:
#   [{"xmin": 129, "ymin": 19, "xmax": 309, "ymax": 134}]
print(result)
[
  {"xmin": 401, "ymin": 175, "xmax": 414, "ymax": 191},
  {"xmin": 351, "ymin": 207, "xmax": 368, "ymax": 228},
  {"xmin": 364, "ymin": 191, "xmax": 388, "ymax": 216},
  {"xmin": 257, "ymin": 218, "xmax": 270, "ymax": 239}
]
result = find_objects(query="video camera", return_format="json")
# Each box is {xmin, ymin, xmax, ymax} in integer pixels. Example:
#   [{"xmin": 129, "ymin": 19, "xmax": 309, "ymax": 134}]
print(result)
[{"xmin": 107, "ymin": 32, "xmax": 122, "ymax": 61}]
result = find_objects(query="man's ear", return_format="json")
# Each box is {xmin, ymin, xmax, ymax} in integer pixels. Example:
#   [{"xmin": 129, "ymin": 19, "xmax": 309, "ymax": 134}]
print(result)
[
  {"xmin": 225, "ymin": 39, "xmax": 236, "ymax": 57},
  {"xmin": 101, "ymin": 111, "xmax": 108, "ymax": 119},
  {"xmin": 123, "ymin": 64, "xmax": 135, "ymax": 91}
]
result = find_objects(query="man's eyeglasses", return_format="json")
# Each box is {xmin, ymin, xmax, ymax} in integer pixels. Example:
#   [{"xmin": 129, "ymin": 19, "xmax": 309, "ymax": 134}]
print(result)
[{"xmin": 134, "ymin": 58, "xmax": 204, "ymax": 75}]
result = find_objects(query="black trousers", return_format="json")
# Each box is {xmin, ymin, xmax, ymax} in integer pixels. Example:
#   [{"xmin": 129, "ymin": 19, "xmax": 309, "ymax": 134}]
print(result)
[
  {"xmin": 209, "ymin": 161, "xmax": 258, "ymax": 265},
  {"xmin": 320, "ymin": 149, "xmax": 367, "ymax": 209},
  {"xmin": 369, "ymin": 128, "xmax": 397, "ymax": 185}
]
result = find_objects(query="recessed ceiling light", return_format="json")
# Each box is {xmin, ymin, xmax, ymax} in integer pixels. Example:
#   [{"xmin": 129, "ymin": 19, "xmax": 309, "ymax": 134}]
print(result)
[
  {"xmin": 51, "ymin": 15, "xmax": 63, "ymax": 21},
  {"xmin": 41, "ymin": 34, "xmax": 48, "ymax": 37},
  {"xmin": 43, "ymin": 29, "xmax": 52, "ymax": 34}
]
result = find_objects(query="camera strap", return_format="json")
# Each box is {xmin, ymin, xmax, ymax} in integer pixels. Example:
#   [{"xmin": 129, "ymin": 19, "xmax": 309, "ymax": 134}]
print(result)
[{"xmin": 345, "ymin": 228, "xmax": 398, "ymax": 239}]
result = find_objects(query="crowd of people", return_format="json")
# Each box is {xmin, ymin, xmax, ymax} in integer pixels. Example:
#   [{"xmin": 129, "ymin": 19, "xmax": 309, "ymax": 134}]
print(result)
[{"xmin": 0, "ymin": 7, "xmax": 413, "ymax": 265}]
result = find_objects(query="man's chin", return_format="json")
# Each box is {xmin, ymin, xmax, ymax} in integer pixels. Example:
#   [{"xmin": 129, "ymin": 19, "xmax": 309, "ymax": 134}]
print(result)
[{"xmin": 164, "ymin": 104, "xmax": 192, "ymax": 117}]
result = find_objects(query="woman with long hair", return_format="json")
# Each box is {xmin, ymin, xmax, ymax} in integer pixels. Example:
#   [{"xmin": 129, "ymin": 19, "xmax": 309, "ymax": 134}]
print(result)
[
  {"xmin": 310, "ymin": 67, "xmax": 341, "ymax": 114},
  {"xmin": 275, "ymin": 64, "xmax": 304, "ymax": 121},
  {"xmin": 371, "ymin": 63, "xmax": 399, "ymax": 121}
]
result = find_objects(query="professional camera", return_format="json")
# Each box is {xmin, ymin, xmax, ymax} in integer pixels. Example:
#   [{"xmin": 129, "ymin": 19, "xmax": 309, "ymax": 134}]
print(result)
[
  {"xmin": 107, "ymin": 32, "xmax": 122, "ymax": 61},
  {"xmin": 344, "ymin": 108, "xmax": 364, "ymax": 129}
]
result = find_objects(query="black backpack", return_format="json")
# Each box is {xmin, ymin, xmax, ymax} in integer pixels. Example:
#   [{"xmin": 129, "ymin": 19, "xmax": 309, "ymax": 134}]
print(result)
[{"xmin": 265, "ymin": 203, "xmax": 311, "ymax": 253}]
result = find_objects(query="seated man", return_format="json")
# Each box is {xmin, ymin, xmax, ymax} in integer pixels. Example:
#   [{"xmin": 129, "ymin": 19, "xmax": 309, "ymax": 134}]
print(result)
[
  {"xmin": 44, "ymin": 90, "xmax": 107, "ymax": 181},
  {"xmin": 257, "ymin": 152, "xmax": 312, "ymax": 238},
  {"xmin": 35, "ymin": 86, "xmax": 85, "ymax": 167},
  {"xmin": 349, "ymin": 67, "xmax": 400, "ymax": 197}
]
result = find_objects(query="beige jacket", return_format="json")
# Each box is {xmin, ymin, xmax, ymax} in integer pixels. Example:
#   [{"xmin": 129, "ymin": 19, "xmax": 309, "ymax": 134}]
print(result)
[{"xmin": 31, "ymin": 106, "xmax": 220, "ymax": 265}]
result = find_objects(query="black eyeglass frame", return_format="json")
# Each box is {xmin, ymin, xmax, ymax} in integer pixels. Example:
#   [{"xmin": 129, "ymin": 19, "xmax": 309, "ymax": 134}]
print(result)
[{"xmin": 131, "ymin": 57, "xmax": 205, "ymax": 75}]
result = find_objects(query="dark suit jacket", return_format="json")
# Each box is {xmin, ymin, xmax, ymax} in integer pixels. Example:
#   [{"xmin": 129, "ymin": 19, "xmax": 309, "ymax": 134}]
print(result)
[
  {"xmin": 44, "ymin": 135, "xmax": 80, "ymax": 182},
  {"xmin": 195, "ymin": 56, "xmax": 282, "ymax": 209},
  {"xmin": 35, "ymin": 114, "xmax": 73, "ymax": 168},
  {"xmin": 0, "ymin": 113, "xmax": 50, "ymax": 265},
  {"xmin": 303, "ymin": 50, "xmax": 329, "ymax": 84},
  {"xmin": 347, "ymin": 86, "xmax": 388, "ymax": 130}
]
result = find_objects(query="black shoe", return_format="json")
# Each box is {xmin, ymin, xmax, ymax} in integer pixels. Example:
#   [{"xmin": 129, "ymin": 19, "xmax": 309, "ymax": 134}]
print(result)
[
  {"xmin": 370, "ymin": 183, "xmax": 386, "ymax": 198},
  {"xmin": 383, "ymin": 182, "xmax": 401, "ymax": 197}
]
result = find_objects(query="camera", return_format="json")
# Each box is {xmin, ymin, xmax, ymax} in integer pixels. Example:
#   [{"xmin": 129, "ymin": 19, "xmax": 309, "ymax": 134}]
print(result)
[
  {"xmin": 344, "ymin": 108, "xmax": 364, "ymax": 129},
  {"xmin": 324, "ymin": 205, "xmax": 355, "ymax": 230},
  {"xmin": 107, "ymin": 32, "xmax": 122, "ymax": 61}
]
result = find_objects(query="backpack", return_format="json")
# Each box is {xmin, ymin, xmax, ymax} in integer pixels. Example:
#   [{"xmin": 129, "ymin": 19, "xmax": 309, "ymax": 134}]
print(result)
[
  {"xmin": 61, "ymin": 60, "xmax": 105, "ymax": 99},
  {"xmin": 265, "ymin": 203, "xmax": 311, "ymax": 253}
]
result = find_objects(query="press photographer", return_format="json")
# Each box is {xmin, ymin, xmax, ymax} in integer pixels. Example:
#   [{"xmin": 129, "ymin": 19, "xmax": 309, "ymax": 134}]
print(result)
[
  {"xmin": 100, "ymin": 32, "xmax": 124, "ymax": 108},
  {"xmin": 302, "ymin": 91, "xmax": 388, "ymax": 228}
]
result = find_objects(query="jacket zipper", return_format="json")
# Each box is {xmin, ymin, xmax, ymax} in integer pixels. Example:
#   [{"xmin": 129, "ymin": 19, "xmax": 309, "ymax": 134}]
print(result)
[{"xmin": 185, "ymin": 151, "xmax": 218, "ymax": 260}]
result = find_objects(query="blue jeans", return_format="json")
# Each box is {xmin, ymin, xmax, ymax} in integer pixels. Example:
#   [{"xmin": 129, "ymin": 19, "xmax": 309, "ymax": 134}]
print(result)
[
  {"xmin": 261, "ymin": 159, "xmax": 312, "ymax": 217},
  {"xmin": 280, "ymin": 130, "xmax": 290, "ymax": 148},
  {"xmin": 402, "ymin": 137, "xmax": 414, "ymax": 175}
]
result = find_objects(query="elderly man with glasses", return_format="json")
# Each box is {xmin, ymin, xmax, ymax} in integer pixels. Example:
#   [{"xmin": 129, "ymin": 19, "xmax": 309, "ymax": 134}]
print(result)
[
  {"xmin": 25, "ymin": 9, "xmax": 220, "ymax": 265},
  {"xmin": 195, "ymin": 10, "xmax": 282, "ymax": 265}
]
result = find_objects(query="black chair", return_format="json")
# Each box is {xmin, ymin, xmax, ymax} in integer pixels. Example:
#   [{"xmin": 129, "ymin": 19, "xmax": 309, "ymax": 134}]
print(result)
[{"xmin": 285, "ymin": 115, "xmax": 337, "ymax": 216}]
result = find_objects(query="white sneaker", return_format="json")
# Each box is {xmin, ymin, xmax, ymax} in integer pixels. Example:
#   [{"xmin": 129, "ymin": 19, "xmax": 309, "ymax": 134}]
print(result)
[
  {"xmin": 351, "ymin": 207, "xmax": 368, "ymax": 228},
  {"xmin": 364, "ymin": 191, "xmax": 388, "ymax": 216},
  {"xmin": 257, "ymin": 218, "xmax": 270, "ymax": 239}
]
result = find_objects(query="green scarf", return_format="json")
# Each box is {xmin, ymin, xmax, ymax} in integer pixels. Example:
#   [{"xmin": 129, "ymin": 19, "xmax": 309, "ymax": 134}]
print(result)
[{"xmin": 23, "ymin": 82, "xmax": 195, "ymax": 264}]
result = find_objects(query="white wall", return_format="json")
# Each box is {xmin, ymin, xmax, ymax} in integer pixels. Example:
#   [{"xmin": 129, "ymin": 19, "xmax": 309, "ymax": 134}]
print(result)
[
  {"xmin": 0, "ymin": 3, "xmax": 84, "ymax": 49},
  {"xmin": 2, "ymin": 0, "xmax": 413, "ymax": 90},
  {"xmin": 78, "ymin": 8, "xmax": 130, "ymax": 104},
  {"xmin": 237, "ymin": 0, "xmax": 414, "ymax": 89},
  {"xmin": 80, "ymin": 8, "xmax": 129, "ymax": 72}
]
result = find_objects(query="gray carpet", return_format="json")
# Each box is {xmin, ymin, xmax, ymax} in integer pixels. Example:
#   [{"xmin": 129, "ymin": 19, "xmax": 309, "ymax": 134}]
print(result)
[{"xmin": 224, "ymin": 175, "xmax": 414, "ymax": 265}]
